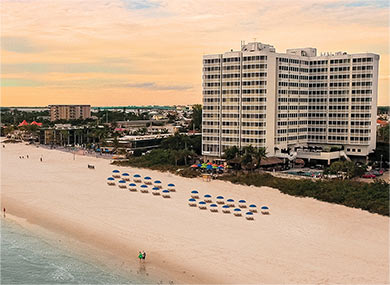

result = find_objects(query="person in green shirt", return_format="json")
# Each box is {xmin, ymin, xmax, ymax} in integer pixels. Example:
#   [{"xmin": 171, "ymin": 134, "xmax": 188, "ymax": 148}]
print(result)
[{"xmin": 138, "ymin": 251, "xmax": 143, "ymax": 262}]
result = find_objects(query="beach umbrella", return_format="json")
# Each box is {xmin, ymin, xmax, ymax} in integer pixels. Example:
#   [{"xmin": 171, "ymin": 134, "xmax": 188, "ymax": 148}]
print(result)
[
  {"xmin": 198, "ymin": 201, "xmax": 207, "ymax": 209},
  {"xmin": 216, "ymin": 196, "xmax": 224, "ymax": 204},
  {"xmin": 219, "ymin": 164, "xmax": 224, "ymax": 167},
  {"xmin": 129, "ymin": 183, "xmax": 137, "ymax": 186},
  {"xmin": 233, "ymin": 208, "xmax": 242, "ymax": 216},
  {"xmin": 261, "ymin": 206, "xmax": 269, "ymax": 215},
  {"xmin": 234, "ymin": 208, "xmax": 242, "ymax": 212},
  {"xmin": 168, "ymin": 183, "xmax": 175, "ymax": 187},
  {"xmin": 162, "ymin": 190, "xmax": 170, "ymax": 198},
  {"xmin": 227, "ymin": 199, "xmax": 234, "ymax": 202},
  {"xmin": 206, "ymin": 165, "xmax": 213, "ymax": 170},
  {"xmin": 226, "ymin": 199, "xmax": 235, "ymax": 207},
  {"xmin": 207, "ymin": 162, "xmax": 212, "ymax": 165},
  {"xmin": 122, "ymin": 173, "xmax": 129, "ymax": 176},
  {"xmin": 249, "ymin": 204, "xmax": 257, "ymax": 212},
  {"xmin": 191, "ymin": 164, "xmax": 198, "ymax": 168},
  {"xmin": 96, "ymin": 148, "xmax": 101, "ymax": 152},
  {"xmin": 201, "ymin": 164, "xmax": 207, "ymax": 169},
  {"xmin": 188, "ymin": 198, "xmax": 197, "ymax": 207},
  {"xmin": 118, "ymin": 180, "xmax": 127, "ymax": 188},
  {"xmin": 197, "ymin": 163, "xmax": 202, "ymax": 167},
  {"xmin": 209, "ymin": 203, "xmax": 218, "ymax": 212},
  {"xmin": 113, "ymin": 170, "xmax": 120, "ymax": 173},
  {"xmin": 167, "ymin": 183, "xmax": 175, "ymax": 192},
  {"xmin": 222, "ymin": 204, "xmax": 231, "ymax": 213},
  {"xmin": 107, "ymin": 177, "xmax": 115, "ymax": 186},
  {"xmin": 204, "ymin": 194, "xmax": 212, "ymax": 203},
  {"xmin": 134, "ymin": 174, "xmax": 141, "ymax": 178},
  {"xmin": 212, "ymin": 165, "xmax": 218, "ymax": 169},
  {"xmin": 239, "ymin": 200, "xmax": 246, "ymax": 203},
  {"xmin": 246, "ymin": 211, "xmax": 254, "ymax": 220},
  {"xmin": 191, "ymin": 190, "xmax": 199, "ymax": 198},
  {"xmin": 152, "ymin": 187, "xmax": 160, "ymax": 195},
  {"xmin": 122, "ymin": 173, "xmax": 130, "ymax": 181},
  {"xmin": 144, "ymin": 176, "xmax": 152, "ymax": 180},
  {"xmin": 140, "ymin": 184, "xmax": 149, "ymax": 193},
  {"xmin": 154, "ymin": 180, "xmax": 162, "ymax": 184},
  {"xmin": 191, "ymin": 190, "xmax": 199, "ymax": 194}
]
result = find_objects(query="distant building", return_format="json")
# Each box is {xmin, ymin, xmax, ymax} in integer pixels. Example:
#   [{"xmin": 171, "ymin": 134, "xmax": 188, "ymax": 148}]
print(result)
[{"xmin": 49, "ymin": 105, "xmax": 91, "ymax": 121}]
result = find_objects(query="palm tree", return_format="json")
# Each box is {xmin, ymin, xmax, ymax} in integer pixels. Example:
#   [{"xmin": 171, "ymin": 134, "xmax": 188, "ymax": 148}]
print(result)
[{"xmin": 254, "ymin": 147, "xmax": 267, "ymax": 169}]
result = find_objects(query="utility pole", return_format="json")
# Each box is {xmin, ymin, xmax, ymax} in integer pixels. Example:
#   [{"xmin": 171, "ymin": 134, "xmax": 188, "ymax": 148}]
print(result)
[{"xmin": 380, "ymin": 154, "xmax": 383, "ymax": 169}]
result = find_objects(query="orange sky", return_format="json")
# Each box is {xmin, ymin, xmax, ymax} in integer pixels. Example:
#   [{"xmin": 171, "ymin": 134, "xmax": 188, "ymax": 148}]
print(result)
[{"xmin": 1, "ymin": 0, "xmax": 389, "ymax": 106}]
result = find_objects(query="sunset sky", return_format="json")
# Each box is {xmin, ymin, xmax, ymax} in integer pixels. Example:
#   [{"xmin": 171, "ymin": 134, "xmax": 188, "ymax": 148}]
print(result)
[{"xmin": 1, "ymin": 0, "xmax": 389, "ymax": 106}]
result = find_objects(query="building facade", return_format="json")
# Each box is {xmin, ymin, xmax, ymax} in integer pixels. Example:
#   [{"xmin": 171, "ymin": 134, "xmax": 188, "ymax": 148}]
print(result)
[
  {"xmin": 202, "ymin": 42, "xmax": 379, "ymax": 160},
  {"xmin": 49, "ymin": 105, "xmax": 91, "ymax": 121}
]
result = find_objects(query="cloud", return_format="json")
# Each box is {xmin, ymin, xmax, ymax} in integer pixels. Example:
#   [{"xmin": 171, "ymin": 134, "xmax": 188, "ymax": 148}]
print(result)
[
  {"xmin": 111, "ymin": 81, "xmax": 193, "ymax": 90},
  {"xmin": 122, "ymin": 0, "xmax": 160, "ymax": 10},
  {"xmin": 1, "ymin": 36, "xmax": 44, "ymax": 53},
  {"xmin": 2, "ymin": 62, "xmax": 131, "ymax": 74},
  {"xmin": 0, "ymin": 78, "xmax": 44, "ymax": 87}
]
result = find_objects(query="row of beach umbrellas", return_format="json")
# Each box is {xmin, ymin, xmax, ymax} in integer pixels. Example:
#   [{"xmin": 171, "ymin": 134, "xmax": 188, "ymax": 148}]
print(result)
[
  {"xmin": 190, "ymin": 163, "xmax": 225, "ymax": 170},
  {"xmin": 188, "ymin": 191, "xmax": 270, "ymax": 220},
  {"xmin": 110, "ymin": 170, "xmax": 175, "ymax": 189}
]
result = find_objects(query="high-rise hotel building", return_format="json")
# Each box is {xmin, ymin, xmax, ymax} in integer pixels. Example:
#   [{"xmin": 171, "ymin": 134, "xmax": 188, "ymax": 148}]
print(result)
[{"xmin": 202, "ymin": 42, "xmax": 379, "ymax": 160}]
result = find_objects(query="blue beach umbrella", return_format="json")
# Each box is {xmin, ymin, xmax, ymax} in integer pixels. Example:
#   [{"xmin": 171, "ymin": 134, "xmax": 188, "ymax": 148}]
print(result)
[
  {"xmin": 197, "ymin": 163, "xmax": 202, "ymax": 167},
  {"xmin": 234, "ymin": 208, "xmax": 242, "ymax": 212},
  {"xmin": 206, "ymin": 165, "xmax": 213, "ymax": 170},
  {"xmin": 154, "ymin": 180, "xmax": 162, "ymax": 184},
  {"xmin": 144, "ymin": 176, "xmax": 151, "ymax": 180},
  {"xmin": 216, "ymin": 196, "xmax": 224, "ymax": 199},
  {"xmin": 261, "ymin": 206, "xmax": 269, "ymax": 210},
  {"xmin": 204, "ymin": 194, "xmax": 212, "ymax": 198},
  {"xmin": 210, "ymin": 204, "xmax": 218, "ymax": 207},
  {"xmin": 129, "ymin": 183, "xmax": 136, "ymax": 187},
  {"xmin": 118, "ymin": 180, "xmax": 126, "ymax": 183},
  {"xmin": 122, "ymin": 173, "xmax": 129, "ymax": 176},
  {"xmin": 96, "ymin": 148, "xmax": 101, "ymax": 152},
  {"xmin": 222, "ymin": 205, "xmax": 230, "ymax": 209},
  {"xmin": 246, "ymin": 212, "xmax": 254, "ymax": 215},
  {"xmin": 249, "ymin": 204, "xmax": 257, "ymax": 208},
  {"xmin": 134, "ymin": 174, "xmax": 141, "ymax": 178},
  {"xmin": 107, "ymin": 177, "xmax": 115, "ymax": 181},
  {"xmin": 140, "ymin": 184, "xmax": 148, "ymax": 188},
  {"xmin": 113, "ymin": 170, "xmax": 120, "ymax": 173},
  {"xmin": 227, "ymin": 199, "xmax": 234, "ymax": 202},
  {"xmin": 152, "ymin": 187, "xmax": 160, "ymax": 190},
  {"xmin": 162, "ymin": 190, "xmax": 170, "ymax": 193},
  {"xmin": 191, "ymin": 190, "xmax": 199, "ymax": 194},
  {"xmin": 239, "ymin": 200, "xmax": 246, "ymax": 203},
  {"xmin": 188, "ymin": 198, "xmax": 196, "ymax": 202},
  {"xmin": 167, "ymin": 183, "xmax": 175, "ymax": 187},
  {"xmin": 199, "ymin": 201, "xmax": 206, "ymax": 205}
]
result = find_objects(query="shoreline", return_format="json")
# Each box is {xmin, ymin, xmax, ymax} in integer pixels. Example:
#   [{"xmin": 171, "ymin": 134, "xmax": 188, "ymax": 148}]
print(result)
[{"xmin": 2, "ymin": 142, "xmax": 389, "ymax": 284}]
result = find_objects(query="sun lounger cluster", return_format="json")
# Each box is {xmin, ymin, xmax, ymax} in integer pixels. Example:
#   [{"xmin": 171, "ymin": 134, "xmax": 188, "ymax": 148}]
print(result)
[
  {"xmin": 188, "ymin": 191, "xmax": 270, "ymax": 220},
  {"xmin": 106, "ymin": 170, "xmax": 176, "ymax": 199}
]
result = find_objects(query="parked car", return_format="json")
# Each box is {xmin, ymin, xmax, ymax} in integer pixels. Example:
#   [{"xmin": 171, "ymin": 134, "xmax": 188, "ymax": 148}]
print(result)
[{"xmin": 362, "ymin": 173, "xmax": 376, "ymax": 179}]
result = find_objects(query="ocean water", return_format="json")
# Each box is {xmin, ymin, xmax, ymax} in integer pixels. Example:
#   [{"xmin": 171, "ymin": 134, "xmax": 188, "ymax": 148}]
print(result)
[{"xmin": 1, "ymin": 219, "xmax": 144, "ymax": 284}]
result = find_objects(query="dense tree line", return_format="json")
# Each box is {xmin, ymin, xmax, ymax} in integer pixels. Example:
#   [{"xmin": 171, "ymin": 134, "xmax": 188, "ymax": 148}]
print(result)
[{"xmin": 219, "ymin": 173, "xmax": 389, "ymax": 216}]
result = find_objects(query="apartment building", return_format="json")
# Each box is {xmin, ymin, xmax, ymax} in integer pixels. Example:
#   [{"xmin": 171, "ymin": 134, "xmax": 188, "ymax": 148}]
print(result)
[
  {"xmin": 49, "ymin": 105, "xmax": 91, "ymax": 121},
  {"xmin": 202, "ymin": 42, "xmax": 379, "ymax": 161}
]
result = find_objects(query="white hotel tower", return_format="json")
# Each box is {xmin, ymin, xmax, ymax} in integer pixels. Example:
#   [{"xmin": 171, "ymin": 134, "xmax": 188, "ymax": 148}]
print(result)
[{"xmin": 202, "ymin": 42, "xmax": 379, "ymax": 163}]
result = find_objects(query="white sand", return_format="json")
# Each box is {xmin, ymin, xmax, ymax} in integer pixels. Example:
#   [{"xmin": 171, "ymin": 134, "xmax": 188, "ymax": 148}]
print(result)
[{"xmin": 1, "ymin": 143, "xmax": 389, "ymax": 284}]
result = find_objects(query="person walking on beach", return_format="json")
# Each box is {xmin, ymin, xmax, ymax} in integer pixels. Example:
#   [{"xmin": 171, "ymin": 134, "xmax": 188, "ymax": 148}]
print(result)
[
  {"xmin": 27, "ymin": 155, "xmax": 29, "ymax": 159},
  {"xmin": 138, "ymin": 251, "xmax": 143, "ymax": 262},
  {"xmin": 142, "ymin": 251, "xmax": 146, "ymax": 261},
  {"xmin": 3, "ymin": 208, "xmax": 6, "ymax": 218},
  {"xmin": 40, "ymin": 156, "xmax": 43, "ymax": 162}
]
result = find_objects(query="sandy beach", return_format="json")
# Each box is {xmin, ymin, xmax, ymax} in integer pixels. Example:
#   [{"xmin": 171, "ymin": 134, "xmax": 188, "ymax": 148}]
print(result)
[{"xmin": 1, "ymin": 142, "xmax": 389, "ymax": 284}]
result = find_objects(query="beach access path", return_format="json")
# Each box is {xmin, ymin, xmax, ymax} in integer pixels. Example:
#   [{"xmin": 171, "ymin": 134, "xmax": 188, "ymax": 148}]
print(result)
[{"xmin": 1, "ymin": 142, "xmax": 389, "ymax": 284}]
